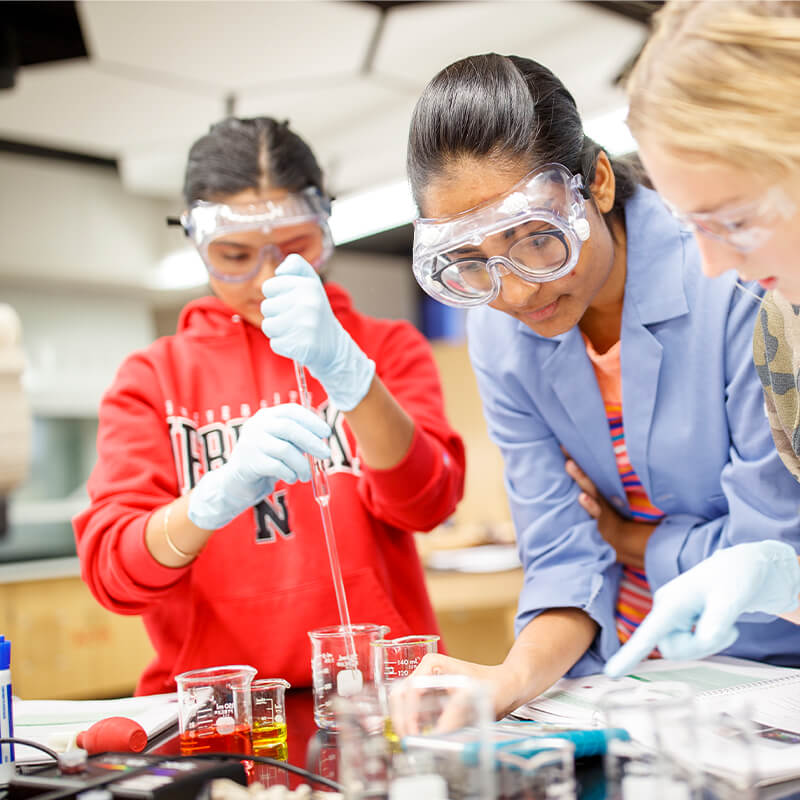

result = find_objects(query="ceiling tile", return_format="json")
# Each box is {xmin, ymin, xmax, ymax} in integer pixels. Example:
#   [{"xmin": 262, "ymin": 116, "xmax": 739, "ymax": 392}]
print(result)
[
  {"xmin": 78, "ymin": 0, "xmax": 380, "ymax": 91},
  {"xmin": 238, "ymin": 76, "xmax": 416, "ymax": 144},
  {"xmin": 373, "ymin": 1, "xmax": 645, "ymax": 117},
  {"xmin": 0, "ymin": 61, "xmax": 221, "ymax": 156}
]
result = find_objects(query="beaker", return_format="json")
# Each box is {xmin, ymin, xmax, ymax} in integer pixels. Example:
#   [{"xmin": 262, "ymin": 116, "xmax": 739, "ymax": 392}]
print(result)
[
  {"xmin": 336, "ymin": 687, "xmax": 392, "ymax": 799},
  {"xmin": 175, "ymin": 664, "xmax": 256, "ymax": 756},
  {"xmin": 250, "ymin": 678, "xmax": 290, "ymax": 760},
  {"xmin": 308, "ymin": 623, "xmax": 389, "ymax": 730},
  {"xmin": 388, "ymin": 674, "xmax": 495, "ymax": 800},
  {"xmin": 371, "ymin": 635, "xmax": 440, "ymax": 685},
  {"xmin": 599, "ymin": 681, "xmax": 701, "ymax": 800},
  {"xmin": 496, "ymin": 737, "xmax": 577, "ymax": 800}
]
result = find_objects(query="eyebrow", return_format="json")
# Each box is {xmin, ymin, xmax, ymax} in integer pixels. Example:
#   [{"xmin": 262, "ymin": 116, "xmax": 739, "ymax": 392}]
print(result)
[
  {"xmin": 687, "ymin": 194, "xmax": 752, "ymax": 215},
  {"xmin": 212, "ymin": 239, "xmax": 252, "ymax": 249},
  {"xmin": 450, "ymin": 246, "xmax": 485, "ymax": 257}
]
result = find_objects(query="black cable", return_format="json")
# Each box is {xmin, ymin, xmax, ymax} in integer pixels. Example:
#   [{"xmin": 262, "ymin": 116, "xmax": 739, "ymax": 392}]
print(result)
[
  {"xmin": 0, "ymin": 737, "xmax": 343, "ymax": 794},
  {"xmin": 0, "ymin": 737, "xmax": 59, "ymax": 761},
  {"xmin": 187, "ymin": 752, "xmax": 343, "ymax": 792}
]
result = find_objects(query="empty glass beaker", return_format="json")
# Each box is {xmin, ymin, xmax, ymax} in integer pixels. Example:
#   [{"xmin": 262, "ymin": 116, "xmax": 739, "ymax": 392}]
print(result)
[
  {"xmin": 388, "ymin": 674, "xmax": 495, "ymax": 800},
  {"xmin": 371, "ymin": 635, "xmax": 440, "ymax": 685},
  {"xmin": 251, "ymin": 678, "xmax": 290, "ymax": 760},
  {"xmin": 496, "ymin": 737, "xmax": 577, "ymax": 800},
  {"xmin": 175, "ymin": 664, "xmax": 257, "ymax": 756},
  {"xmin": 599, "ymin": 681, "xmax": 701, "ymax": 800},
  {"xmin": 309, "ymin": 623, "xmax": 389, "ymax": 730}
]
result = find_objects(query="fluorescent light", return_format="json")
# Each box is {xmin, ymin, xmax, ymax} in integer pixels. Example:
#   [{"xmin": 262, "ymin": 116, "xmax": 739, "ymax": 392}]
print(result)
[
  {"xmin": 329, "ymin": 179, "xmax": 418, "ymax": 245},
  {"xmin": 147, "ymin": 246, "xmax": 208, "ymax": 291},
  {"xmin": 584, "ymin": 106, "xmax": 637, "ymax": 156}
]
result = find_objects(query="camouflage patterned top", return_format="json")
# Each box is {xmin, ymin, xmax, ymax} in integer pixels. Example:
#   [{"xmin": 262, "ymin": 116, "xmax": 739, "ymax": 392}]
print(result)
[{"xmin": 753, "ymin": 290, "xmax": 800, "ymax": 482}]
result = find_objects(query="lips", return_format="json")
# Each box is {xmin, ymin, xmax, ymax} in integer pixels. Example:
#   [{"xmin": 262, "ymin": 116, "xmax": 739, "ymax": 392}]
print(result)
[
  {"xmin": 522, "ymin": 298, "xmax": 560, "ymax": 322},
  {"xmin": 758, "ymin": 277, "xmax": 778, "ymax": 290}
]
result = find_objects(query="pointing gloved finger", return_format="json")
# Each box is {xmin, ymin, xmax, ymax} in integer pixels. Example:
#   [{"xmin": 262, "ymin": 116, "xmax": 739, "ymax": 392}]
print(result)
[{"xmin": 604, "ymin": 602, "xmax": 688, "ymax": 677}]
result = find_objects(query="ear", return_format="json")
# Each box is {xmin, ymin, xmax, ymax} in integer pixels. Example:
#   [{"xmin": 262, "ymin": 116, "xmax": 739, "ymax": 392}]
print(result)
[{"xmin": 589, "ymin": 150, "xmax": 616, "ymax": 215}]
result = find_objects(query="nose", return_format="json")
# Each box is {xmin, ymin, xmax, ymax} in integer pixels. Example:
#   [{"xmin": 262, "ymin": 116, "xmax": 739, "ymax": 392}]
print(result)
[
  {"xmin": 498, "ymin": 270, "xmax": 541, "ymax": 307},
  {"xmin": 256, "ymin": 247, "xmax": 284, "ymax": 283},
  {"xmin": 694, "ymin": 234, "xmax": 742, "ymax": 280}
]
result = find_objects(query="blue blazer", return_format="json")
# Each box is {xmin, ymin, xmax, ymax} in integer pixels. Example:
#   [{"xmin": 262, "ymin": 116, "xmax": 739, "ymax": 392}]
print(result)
[{"xmin": 467, "ymin": 186, "xmax": 800, "ymax": 674}]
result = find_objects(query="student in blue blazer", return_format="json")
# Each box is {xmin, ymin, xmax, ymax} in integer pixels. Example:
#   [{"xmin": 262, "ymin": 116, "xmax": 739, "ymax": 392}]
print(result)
[{"xmin": 406, "ymin": 52, "xmax": 800, "ymax": 718}]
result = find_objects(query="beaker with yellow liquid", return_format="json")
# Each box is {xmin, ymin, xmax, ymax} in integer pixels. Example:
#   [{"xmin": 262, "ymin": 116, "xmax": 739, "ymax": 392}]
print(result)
[{"xmin": 250, "ymin": 678, "xmax": 290, "ymax": 761}]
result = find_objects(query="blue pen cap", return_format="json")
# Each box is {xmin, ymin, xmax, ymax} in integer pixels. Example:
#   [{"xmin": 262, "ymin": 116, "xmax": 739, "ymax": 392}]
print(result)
[{"xmin": 0, "ymin": 640, "xmax": 9, "ymax": 670}]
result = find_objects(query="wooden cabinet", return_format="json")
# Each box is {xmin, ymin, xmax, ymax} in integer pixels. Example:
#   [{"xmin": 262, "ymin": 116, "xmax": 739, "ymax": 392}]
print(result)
[
  {"xmin": 0, "ymin": 569, "xmax": 154, "ymax": 699},
  {"xmin": 425, "ymin": 568, "xmax": 524, "ymax": 665}
]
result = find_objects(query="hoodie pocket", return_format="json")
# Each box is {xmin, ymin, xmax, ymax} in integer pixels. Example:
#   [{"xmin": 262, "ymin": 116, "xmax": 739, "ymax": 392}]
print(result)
[{"xmin": 169, "ymin": 566, "xmax": 412, "ymax": 687}]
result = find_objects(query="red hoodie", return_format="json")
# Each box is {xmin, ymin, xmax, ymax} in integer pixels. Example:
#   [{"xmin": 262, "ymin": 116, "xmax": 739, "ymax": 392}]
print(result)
[{"xmin": 73, "ymin": 284, "xmax": 465, "ymax": 695}]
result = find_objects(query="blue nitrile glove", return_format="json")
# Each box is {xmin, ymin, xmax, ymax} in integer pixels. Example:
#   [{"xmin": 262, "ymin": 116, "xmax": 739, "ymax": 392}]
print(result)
[
  {"xmin": 188, "ymin": 403, "xmax": 331, "ymax": 530},
  {"xmin": 260, "ymin": 254, "xmax": 376, "ymax": 411},
  {"xmin": 604, "ymin": 540, "xmax": 800, "ymax": 677}
]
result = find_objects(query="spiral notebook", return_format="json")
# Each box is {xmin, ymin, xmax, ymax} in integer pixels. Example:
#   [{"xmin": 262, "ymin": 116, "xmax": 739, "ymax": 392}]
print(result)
[{"xmin": 511, "ymin": 656, "xmax": 800, "ymax": 786}]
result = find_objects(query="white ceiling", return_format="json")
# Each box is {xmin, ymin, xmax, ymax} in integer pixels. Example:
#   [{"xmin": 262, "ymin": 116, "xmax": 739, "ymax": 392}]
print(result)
[{"xmin": 0, "ymin": 1, "xmax": 645, "ymax": 200}]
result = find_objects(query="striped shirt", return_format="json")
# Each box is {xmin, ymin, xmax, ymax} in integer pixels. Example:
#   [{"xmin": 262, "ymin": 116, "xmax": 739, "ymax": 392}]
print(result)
[{"xmin": 583, "ymin": 336, "xmax": 665, "ymax": 647}]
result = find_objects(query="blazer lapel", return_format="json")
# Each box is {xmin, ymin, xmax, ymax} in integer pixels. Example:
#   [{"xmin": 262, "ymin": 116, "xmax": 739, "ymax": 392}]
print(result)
[{"xmin": 546, "ymin": 330, "xmax": 625, "ymax": 496}]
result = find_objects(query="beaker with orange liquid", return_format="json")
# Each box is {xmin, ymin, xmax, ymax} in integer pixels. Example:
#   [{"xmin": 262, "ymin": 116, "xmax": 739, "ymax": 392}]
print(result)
[{"xmin": 175, "ymin": 665, "xmax": 257, "ymax": 756}]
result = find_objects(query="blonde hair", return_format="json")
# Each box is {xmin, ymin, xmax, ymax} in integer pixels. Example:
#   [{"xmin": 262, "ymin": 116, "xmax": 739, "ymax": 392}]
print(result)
[{"xmin": 627, "ymin": 1, "xmax": 800, "ymax": 176}]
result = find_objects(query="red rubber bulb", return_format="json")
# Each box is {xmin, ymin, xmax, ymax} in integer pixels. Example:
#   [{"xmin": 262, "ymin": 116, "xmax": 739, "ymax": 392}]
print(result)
[{"xmin": 76, "ymin": 716, "xmax": 147, "ymax": 754}]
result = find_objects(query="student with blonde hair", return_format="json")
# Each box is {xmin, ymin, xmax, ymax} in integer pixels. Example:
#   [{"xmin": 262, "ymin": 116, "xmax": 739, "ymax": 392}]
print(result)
[{"xmin": 605, "ymin": 0, "xmax": 800, "ymax": 677}]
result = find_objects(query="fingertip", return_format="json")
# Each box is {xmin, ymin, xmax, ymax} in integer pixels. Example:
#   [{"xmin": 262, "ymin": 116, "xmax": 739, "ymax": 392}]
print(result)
[
  {"xmin": 603, "ymin": 656, "xmax": 626, "ymax": 679},
  {"xmin": 275, "ymin": 253, "xmax": 312, "ymax": 276}
]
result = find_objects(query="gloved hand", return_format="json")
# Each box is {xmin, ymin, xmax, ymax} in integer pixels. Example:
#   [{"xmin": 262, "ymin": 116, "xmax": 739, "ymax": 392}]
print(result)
[
  {"xmin": 188, "ymin": 404, "xmax": 331, "ymax": 530},
  {"xmin": 605, "ymin": 540, "xmax": 800, "ymax": 678},
  {"xmin": 260, "ymin": 254, "xmax": 376, "ymax": 411}
]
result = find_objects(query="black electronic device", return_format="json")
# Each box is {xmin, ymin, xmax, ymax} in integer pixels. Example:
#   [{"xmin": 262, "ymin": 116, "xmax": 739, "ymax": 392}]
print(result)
[{"xmin": 8, "ymin": 753, "xmax": 247, "ymax": 800}]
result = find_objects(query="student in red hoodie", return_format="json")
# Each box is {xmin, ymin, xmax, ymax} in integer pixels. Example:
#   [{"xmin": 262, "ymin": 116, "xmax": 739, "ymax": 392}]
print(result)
[{"xmin": 73, "ymin": 117, "xmax": 465, "ymax": 695}]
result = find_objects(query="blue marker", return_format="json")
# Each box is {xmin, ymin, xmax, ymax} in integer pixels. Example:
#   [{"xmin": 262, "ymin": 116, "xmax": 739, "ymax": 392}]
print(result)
[
  {"xmin": 402, "ymin": 721, "xmax": 629, "ymax": 766},
  {"xmin": 489, "ymin": 721, "xmax": 629, "ymax": 760},
  {"xmin": 0, "ymin": 637, "xmax": 13, "ymax": 783}
]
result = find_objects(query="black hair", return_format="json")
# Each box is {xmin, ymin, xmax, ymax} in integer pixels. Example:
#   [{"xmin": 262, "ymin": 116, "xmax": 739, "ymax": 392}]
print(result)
[
  {"xmin": 407, "ymin": 53, "xmax": 640, "ymax": 223},
  {"xmin": 183, "ymin": 116, "xmax": 326, "ymax": 205}
]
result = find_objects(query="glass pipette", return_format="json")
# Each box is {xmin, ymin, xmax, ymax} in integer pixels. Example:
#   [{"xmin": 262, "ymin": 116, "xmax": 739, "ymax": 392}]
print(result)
[{"xmin": 293, "ymin": 360, "xmax": 363, "ymax": 695}]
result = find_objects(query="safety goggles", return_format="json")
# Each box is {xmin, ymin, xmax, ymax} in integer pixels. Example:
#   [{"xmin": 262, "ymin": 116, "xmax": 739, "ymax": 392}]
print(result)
[
  {"xmin": 412, "ymin": 163, "xmax": 591, "ymax": 308},
  {"xmin": 666, "ymin": 184, "xmax": 797, "ymax": 253},
  {"xmin": 168, "ymin": 187, "xmax": 333, "ymax": 282}
]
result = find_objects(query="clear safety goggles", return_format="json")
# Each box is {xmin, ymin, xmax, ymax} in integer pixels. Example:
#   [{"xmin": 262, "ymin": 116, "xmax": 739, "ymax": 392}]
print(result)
[
  {"xmin": 666, "ymin": 184, "xmax": 797, "ymax": 253},
  {"xmin": 412, "ymin": 163, "xmax": 591, "ymax": 308},
  {"xmin": 168, "ymin": 187, "xmax": 333, "ymax": 282}
]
